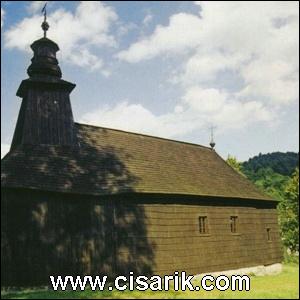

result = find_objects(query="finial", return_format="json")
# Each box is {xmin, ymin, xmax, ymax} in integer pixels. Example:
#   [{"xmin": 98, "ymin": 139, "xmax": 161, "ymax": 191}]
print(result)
[
  {"xmin": 41, "ymin": 3, "xmax": 49, "ymax": 38},
  {"xmin": 209, "ymin": 125, "xmax": 216, "ymax": 150}
]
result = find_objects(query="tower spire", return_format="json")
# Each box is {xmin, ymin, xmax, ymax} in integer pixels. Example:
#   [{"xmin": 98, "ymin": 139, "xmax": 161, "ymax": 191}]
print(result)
[{"xmin": 41, "ymin": 3, "xmax": 49, "ymax": 38}]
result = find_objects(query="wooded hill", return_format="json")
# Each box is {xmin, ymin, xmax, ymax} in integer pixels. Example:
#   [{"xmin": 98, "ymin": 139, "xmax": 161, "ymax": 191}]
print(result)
[
  {"xmin": 243, "ymin": 152, "xmax": 299, "ymax": 176},
  {"xmin": 241, "ymin": 152, "xmax": 299, "ymax": 201}
]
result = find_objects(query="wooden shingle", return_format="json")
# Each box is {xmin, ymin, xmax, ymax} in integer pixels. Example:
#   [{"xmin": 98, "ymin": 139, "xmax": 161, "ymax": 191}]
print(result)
[{"xmin": 1, "ymin": 123, "xmax": 274, "ymax": 201}]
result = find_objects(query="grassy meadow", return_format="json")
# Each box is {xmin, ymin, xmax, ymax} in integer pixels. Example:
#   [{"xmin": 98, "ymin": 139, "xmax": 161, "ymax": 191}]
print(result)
[{"xmin": 1, "ymin": 263, "xmax": 299, "ymax": 299}]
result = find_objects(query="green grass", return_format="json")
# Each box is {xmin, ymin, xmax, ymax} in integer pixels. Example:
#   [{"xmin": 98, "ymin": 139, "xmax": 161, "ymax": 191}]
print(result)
[{"xmin": 1, "ymin": 263, "xmax": 299, "ymax": 299}]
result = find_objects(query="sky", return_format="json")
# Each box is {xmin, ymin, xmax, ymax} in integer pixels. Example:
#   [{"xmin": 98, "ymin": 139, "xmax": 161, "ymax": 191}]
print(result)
[{"xmin": 1, "ymin": 1, "xmax": 299, "ymax": 161}]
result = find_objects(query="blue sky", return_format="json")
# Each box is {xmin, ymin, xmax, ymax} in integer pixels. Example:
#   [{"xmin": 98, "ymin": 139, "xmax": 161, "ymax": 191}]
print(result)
[{"xmin": 1, "ymin": 1, "xmax": 299, "ymax": 160}]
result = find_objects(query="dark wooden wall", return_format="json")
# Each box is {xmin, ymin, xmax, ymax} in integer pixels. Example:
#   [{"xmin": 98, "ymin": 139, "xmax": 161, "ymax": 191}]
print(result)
[
  {"xmin": 1, "ymin": 188, "xmax": 283, "ymax": 286},
  {"xmin": 141, "ymin": 202, "xmax": 282, "ymax": 275}
]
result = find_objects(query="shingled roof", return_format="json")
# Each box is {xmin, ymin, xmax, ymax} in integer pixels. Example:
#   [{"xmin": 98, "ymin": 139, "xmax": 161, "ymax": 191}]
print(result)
[{"xmin": 1, "ymin": 123, "xmax": 274, "ymax": 201}]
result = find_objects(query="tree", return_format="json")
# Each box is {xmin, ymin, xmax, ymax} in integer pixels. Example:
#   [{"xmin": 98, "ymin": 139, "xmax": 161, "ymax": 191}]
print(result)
[
  {"xmin": 226, "ymin": 155, "xmax": 244, "ymax": 176},
  {"xmin": 278, "ymin": 168, "xmax": 299, "ymax": 253},
  {"xmin": 246, "ymin": 167, "xmax": 288, "ymax": 201}
]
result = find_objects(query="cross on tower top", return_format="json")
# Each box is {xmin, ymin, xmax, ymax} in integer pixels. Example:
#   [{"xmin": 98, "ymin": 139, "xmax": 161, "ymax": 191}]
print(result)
[
  {"xmin": 209, "ymin": 125, "xmax": 216, "ymax": 150},
  {"xmin": 41, "ymin": 3, "xmax": 49, "ymax": 38}
]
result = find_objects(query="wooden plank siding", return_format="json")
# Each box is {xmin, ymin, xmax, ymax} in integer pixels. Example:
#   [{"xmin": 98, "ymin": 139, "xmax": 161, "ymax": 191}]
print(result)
[
  {"xmin": 1, "ymin": 188, "xmax": 283, "ymax": 286},
  {"xmin": 138, "ymin": 204, "xmax": 282, "ymax": 275}
]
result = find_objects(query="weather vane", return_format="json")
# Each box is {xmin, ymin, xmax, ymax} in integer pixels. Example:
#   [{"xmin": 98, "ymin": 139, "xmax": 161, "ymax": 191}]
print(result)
[
  {"xmin": 209, "ymin": 125, "xmax": 216, "ymax": 150},
  {"xmin": 41, "ymin": 3, "xmax": 49, "ymax": 38}
]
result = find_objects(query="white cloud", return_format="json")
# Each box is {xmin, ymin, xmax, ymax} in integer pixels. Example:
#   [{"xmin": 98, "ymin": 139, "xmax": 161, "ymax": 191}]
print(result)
[
  {"xmin": 4, "ymin": 1, "xmax": 118, "ymax": 73},
  {"xmin": 117, "ymin": 13, "xmax": 203, "ymax": 63},
  {"xmin": 177, "ymin": 50, "xmax": 248, "ymax": 86},
  {"xmin": 183, "ymin": 87, "xmax": 227, "ymax": 112},
  {"xmin": 212, "ymin": 99, "xmax": 273, "ymax": 130},
  {"xmin": 181, "ymin": 86, "xmax": 273, "ymax": 131},
  {"xmin": 81, "ymin": 102, "xmax": 157, "ymax": 133},
  {"xmin": 1, "ymin": 8, "xmax": 4, "ymax": 28},
  {"xmin": 118, "ymin": 1, "xmax": 299, "ymax": 108},
  {"xmin": 80, "ymin": 84, "xmax": 274, "ymax": 140},
  {"xmin": 68, "ymin": 48, "xmax": 104, "ymax": 71},
  {"xmin": 1, "ymin": 144, "xmax": 10, "ymax": 159},
  {"xmin": 80, "ymin": 101, "xmax": 201, "ymax": 138},
  {"xmin": 240, "ymin": 59, "xmax": 299, "ymax": 104},
  {"xmin": 143, "ymin": 13, "xmax": 153, "ymax": 26}
]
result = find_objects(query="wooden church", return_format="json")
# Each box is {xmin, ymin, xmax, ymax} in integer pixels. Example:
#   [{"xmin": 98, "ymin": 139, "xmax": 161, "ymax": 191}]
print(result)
[{"xmin": 1, "ymin": 17, "xmax": 283, "ymax": 286}]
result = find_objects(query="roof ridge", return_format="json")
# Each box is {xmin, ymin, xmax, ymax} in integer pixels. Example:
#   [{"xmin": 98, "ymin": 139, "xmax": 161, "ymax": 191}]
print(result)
[{"xmin": 76, "ymin": 122, "xmax": 213, "ymax": 151}]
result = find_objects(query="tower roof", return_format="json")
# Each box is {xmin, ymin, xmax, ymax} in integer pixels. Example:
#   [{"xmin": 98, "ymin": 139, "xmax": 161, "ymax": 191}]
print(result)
[
  {"xmin": 16, "ymin": 17, "xmax": 75, "ymax": 98},
  {"xmin": 26, "ymin": 5, "xmax": 62, "ymax": 80},
  {"xmin": 27, "ymin": 37, "xmax": 62, "ymax": 79}
]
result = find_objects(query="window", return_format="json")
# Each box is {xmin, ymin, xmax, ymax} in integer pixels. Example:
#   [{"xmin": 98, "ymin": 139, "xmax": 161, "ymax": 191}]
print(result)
[
  {"xmin": 199, "ymin": 216, "xmax": 208, "ymax": 234},
  {"xmin": 230, "ymin": 216, "xmax": 238, "ymax": 233},
  {"xmin": 267, "ymin": 228, "xmax": 271, "ymax": 241}
]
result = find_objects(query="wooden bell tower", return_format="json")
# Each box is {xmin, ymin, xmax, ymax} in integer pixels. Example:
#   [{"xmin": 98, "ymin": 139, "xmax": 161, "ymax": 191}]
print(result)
[{"xmin": 11, "ymin": 12, "xmax": 78, "ymax": 150}]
